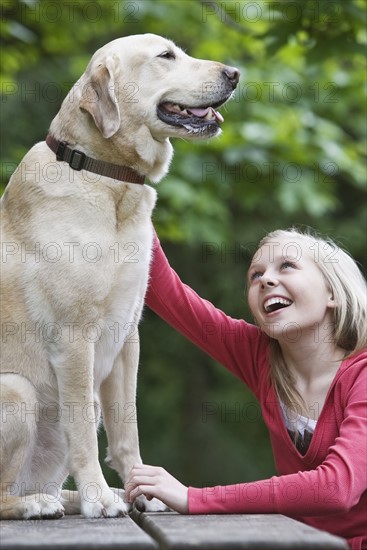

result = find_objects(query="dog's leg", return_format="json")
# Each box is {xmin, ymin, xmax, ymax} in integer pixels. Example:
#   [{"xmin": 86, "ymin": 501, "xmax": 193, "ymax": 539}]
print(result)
[
  {"xmin": 100, "ymin": 338, "xmax": 141, "ymax": 481},
  {"xmin": 52, "ymin": 342, "xmax": 127, "ymax": 518},
  {"xmin": 0, "ymin": 374, "xmax": 65, "ymax": 519},
  {"xmin": 100, "ymin": 336, "xmax": 167, "ymax": 512}
]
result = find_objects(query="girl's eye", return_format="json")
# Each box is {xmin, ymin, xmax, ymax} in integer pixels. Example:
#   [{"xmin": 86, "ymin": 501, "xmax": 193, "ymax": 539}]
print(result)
[
  {"xmin": 281, "ymin": 261, "xmax": 296, "ymax": 270},
  {"xmin": 250, "ymin": 271, "xmax": 263, "ymax": 281}
]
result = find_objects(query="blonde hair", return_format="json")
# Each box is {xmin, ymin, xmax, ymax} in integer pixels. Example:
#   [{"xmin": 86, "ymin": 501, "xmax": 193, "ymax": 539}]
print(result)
[{"xmin": 256, "ymin": 227, "xmax": 367, "ymax": 417}]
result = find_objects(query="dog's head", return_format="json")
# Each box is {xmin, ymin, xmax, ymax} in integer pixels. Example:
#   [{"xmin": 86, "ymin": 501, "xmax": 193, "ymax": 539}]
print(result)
[{"xmin": 52, "ymin": 34, "xmax": 239, "ymax": 180}]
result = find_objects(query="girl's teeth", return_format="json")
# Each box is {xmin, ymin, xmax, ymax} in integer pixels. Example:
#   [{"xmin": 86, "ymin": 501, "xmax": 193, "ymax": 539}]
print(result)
[{"xmin": 264, "ymin": 297, "xmax": 292, "ymax": 312}]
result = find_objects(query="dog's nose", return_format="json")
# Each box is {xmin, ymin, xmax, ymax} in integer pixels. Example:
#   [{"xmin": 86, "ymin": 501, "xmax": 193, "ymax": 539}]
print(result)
[{"xmin": 223, "ymin": 66, "xmax": 240, "ymax": 89}]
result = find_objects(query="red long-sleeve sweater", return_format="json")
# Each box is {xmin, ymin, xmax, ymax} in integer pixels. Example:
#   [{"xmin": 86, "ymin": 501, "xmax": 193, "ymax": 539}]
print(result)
[{"xmin": 145, "ymin": 235, "xmax": 367, "ymax": 549}]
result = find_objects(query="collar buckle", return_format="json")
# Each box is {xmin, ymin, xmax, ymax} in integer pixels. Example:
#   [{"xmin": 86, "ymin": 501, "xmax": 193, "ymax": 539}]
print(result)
[{"xmin": 69, "ymin": 149, "xmax": 86, "ymax": 171}]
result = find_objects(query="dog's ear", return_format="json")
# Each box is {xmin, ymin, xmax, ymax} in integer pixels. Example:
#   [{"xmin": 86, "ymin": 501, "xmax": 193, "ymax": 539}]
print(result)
[{"xmin": 79, "ymin": 57, "xmax": 121, "ymax": 139}]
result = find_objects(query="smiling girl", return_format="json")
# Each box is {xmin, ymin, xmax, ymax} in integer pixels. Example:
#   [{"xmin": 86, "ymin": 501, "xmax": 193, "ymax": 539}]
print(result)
[{"xmin": 126, "ymin": 228, "xmax": 367, "ymax": 549}]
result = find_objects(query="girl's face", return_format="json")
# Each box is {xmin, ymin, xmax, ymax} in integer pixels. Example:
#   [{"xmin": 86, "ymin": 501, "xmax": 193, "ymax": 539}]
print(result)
[{"xmin": 247, "ymin": 237, "xmax": 336, "ymax": 343}]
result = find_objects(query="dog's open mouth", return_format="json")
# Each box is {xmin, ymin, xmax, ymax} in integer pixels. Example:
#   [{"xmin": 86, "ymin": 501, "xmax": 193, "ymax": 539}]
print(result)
[{"xmin": 157, "ymin": 101, "xmax": 226, "ymax": 136}]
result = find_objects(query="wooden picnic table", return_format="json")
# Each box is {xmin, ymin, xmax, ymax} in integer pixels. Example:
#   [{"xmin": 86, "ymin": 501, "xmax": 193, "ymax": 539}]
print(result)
[{"xmin": 0, "ymin": 511, "xmax": 349, "ymax": 549}]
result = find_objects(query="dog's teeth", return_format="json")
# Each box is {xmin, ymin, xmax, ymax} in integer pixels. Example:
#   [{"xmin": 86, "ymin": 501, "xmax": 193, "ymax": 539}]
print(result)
[
  {"xmin": 165, "ymin": 104, "xmax": 185, "ymax": 115},
  {"xmin": 215, "ymin": 110, "xmax": 224, "ymax": 123},
  {"xmin": 204, "ymin": 109, "xmax": 214, "ymax": 120},
  {"xmin": 174, "ymin": 104, "xmax": 188, "ymax": 115}
]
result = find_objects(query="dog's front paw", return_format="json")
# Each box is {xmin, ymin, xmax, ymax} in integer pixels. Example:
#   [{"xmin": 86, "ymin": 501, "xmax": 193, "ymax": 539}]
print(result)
[
  {"xmin": 17, "ymin": 495, "xmax": 65, "ymax": 520},
  {"xmin": 81, "ymin": 489, "xmax": 128, "ymax": 518},
  {"xmin": 111, "ymin": 488, "xmax": 133, "ymax": 513},
  {"xmin": 134, "ymin": 495, "xmax": 170, "ymax": 513}
]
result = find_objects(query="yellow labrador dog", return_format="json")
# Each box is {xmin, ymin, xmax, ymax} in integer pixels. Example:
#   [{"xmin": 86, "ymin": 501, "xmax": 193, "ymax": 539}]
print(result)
[{"xmin": 0, "ymin": 33, "xmax": 239, "ymax": 519}]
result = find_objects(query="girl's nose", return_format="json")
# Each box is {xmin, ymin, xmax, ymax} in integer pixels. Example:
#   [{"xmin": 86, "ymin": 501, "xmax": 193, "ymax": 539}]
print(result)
[{"xmin": 260, "ymin": 274, "xmax": 278, "ymax": 288}]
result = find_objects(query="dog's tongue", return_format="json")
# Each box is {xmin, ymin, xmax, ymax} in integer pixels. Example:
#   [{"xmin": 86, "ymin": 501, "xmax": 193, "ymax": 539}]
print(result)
[{"xmin": 187, "ymin": 107, "xmax": 224, "ymax": 123}]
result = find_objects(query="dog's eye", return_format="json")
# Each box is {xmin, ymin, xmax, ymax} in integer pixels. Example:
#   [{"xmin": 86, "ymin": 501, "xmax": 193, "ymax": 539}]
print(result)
[{"xmin": 158, "ymin": 51, "xmax": 176, "ymax": 60}]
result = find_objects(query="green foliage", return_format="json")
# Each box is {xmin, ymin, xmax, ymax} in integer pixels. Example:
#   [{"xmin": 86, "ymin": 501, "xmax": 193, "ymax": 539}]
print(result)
[{"xmin": 1, "ymin": 0, "xmax": 366, "ymax": 487}]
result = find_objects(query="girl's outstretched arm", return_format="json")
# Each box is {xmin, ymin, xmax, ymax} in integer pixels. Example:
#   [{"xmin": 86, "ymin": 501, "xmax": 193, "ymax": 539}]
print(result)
[{"xmin": 145, "ymin": 231, "xmax": 268, "ymax": 395}]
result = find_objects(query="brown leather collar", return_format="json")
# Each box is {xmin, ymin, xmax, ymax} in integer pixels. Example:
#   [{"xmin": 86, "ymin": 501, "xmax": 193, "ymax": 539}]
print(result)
[{"xmin": 46, "ymin": 134, "xmax": 145, "ymax": 184}]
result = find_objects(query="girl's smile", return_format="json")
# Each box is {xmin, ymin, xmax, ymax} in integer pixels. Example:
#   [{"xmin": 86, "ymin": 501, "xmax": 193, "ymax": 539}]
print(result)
[{"xmin": 263, "ymin": 295, "xmax": 293, "ymax": 315}]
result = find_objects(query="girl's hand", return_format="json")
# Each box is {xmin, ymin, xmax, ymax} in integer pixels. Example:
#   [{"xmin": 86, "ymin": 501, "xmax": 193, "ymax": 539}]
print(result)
[{"xmin": 125, "ymin": 463, "xmax": 189, "ymax": 514}]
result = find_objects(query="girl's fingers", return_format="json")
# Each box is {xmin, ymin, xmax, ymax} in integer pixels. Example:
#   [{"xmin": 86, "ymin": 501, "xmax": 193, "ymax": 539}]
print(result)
[
  {"xmin": 126, "ymin": 465, "xmax": 165, "ymax": 487},
  {"xmin": 125, "ymin": 468, "xmax": 163, "ymax": 501},
  {"xmin": 128, "ymin": 484, "xmax": 160, "ymax": 502},
  {"xmin": 127, "ymin": 464, "xmax": 162, "ymax": 481},
  {"xmin": 125, "ymin": 464, "xmax": 189, "ymax": 513},
  {"xmin": 129, "ymin": 485, "xmax": 146, "ymax": 499},
  {"xmin": 126, "ymin": 475, "xmax": 158, "ymax": 491},
  {"xmin": 131, "ymin": 463, "xmax": 158, "ymax": 473}
]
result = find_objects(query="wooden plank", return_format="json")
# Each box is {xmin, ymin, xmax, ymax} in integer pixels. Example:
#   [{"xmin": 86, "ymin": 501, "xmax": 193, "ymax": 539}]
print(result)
[
  {"xmin": 132, "ymin": 511, "xmax": 349, "ymax": 549},
  {"xmin": 0, "ymin": 515, "xmax": 158, "ymax": 550}
]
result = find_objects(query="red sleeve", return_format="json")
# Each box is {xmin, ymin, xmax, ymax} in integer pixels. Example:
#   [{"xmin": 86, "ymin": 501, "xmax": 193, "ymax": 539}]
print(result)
[
  {"xmin": 146, "ymin": 232, "xmax": 269, "ymax": 396},
  {"xmin": 188, "ymin": 363, "xmax": 367, "ymax": 516}
]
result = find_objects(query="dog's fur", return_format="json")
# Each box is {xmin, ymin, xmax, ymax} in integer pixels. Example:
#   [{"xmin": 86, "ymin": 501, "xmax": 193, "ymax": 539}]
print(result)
[{"xmin": 0, "ymin": 34, "xmax": 238, "ymax": 519}]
